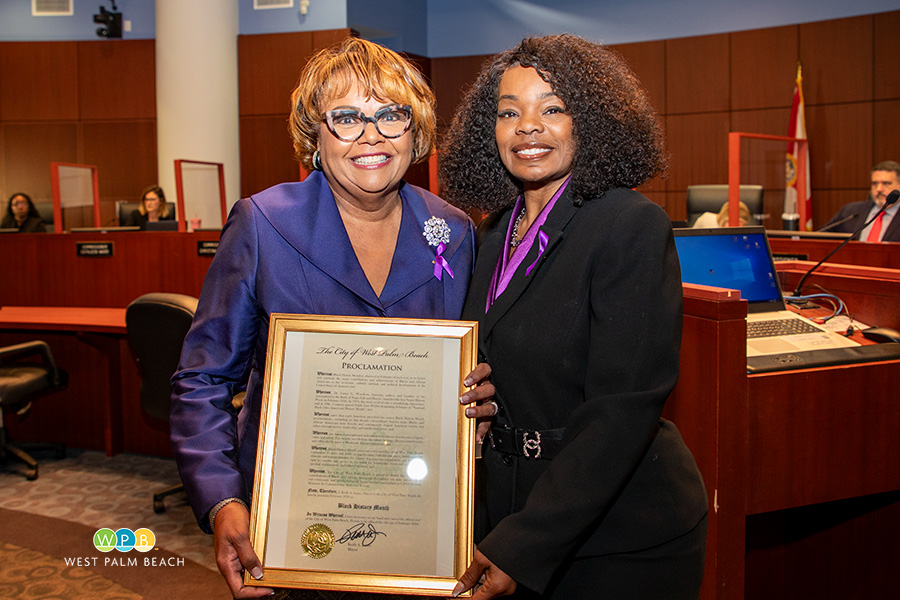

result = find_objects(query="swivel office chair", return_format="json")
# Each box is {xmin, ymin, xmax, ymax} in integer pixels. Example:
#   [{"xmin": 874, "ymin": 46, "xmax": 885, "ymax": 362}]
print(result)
[
  {"xmin": 125, "ymin": 292, "xmax": 198, "ymax": 513},
  {"xmin": 0, "ymin": 340, "xmax": 68, "ymax": 480}
]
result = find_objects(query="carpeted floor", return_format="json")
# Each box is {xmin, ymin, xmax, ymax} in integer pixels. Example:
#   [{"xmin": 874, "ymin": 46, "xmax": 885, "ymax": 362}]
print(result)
[{"xmin": 0, "ymin": 449, "xmax": 231, "ymax": 599}]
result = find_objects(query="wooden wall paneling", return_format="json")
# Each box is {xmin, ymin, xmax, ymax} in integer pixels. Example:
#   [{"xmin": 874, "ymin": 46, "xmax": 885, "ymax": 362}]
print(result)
[
  {"xmin": 873, "ymin": 10, "xmax": 900, "ymax": 101},
  {"xmin": 873, "ymin": 100, "xmax": 900, "ymax": 163},
  {"xmin": 748, "ymin": 366, "xmax": 900, "ymax": 514},
  {"xmin": 77, "ymin": 40, "xmax": 156, "ymax": 120},
  {"xmin": 805, "ymin": 102, "xmax": 872, "ymax": 190},
  {"xmin": 238, "ymin": 31, "xmax": 314, "ymax": 116},
  {"xmin": 665, "ymin": 33, "xmax": 730, "ymax": 115},
  {"xmin": 0, "ymin": 232, "xmax": 42, "ymax": 306},
  {"xmin": 731, "ymin": 108, "xmax": 793, "ymax": 226},
  {"xmin": 180, "ymin": 232, "xmax": 218, "ymax": 299},
  {"xmin": 239, "ymin": 115, "xmax": 297, "ymax": 198},
  {"xmin": 237, "ymin": 29, "xmax": 351, "ymax": 117},
  {"xmin": 403, "ymin": 52, "xmax": 432, "ymax": 88},
  {"xmin": 745, "ymin": 493, "xmax": 900, "ymax": 600},
  {"xmin": 614, "ymin": 40, "xmax": 668, "ymax": 197},
  {"xmin": 665, "ymin": 112, "xmax": 731, "ymax": 190},
  {"xmin": 0, "ymin": 232, "xmax": 217, "ymax": 307},
  {"xmin": 312, "ymin": 28, "xmax": 353, "ymax": 54},
  {"xmin": 610, "ymin": 40, "xmax": 667, "ymax": 117},
  {"xmin": 0, "ymin": 42, "xmax": 79, "ymax": 121},
  {"xmin": 2, "ymin": 122, "xmax": 79, "ymax": 203},
  {"xmin": 82, "ymin": 120, "xmax": 158, "ymax": 225},
  {"xmin": 730, "ymin": 25, "xmax": 798, "ymax": 111},
  {"xmin": 663, "ymin": 191, "xmax": 686, "ymax": 222},
  {"xmin": 729, "ymin": 110, "xmax": 788, "ymax": 186},
  {"xmin": 430, "ymin": 54, "xmax": 491, "ymax": 129},
  {"xmin": 799, "ymin": 15, "xmax": 873, "ymax": 105},
  {"xmin": 0, "ymin": 125, "xmax": 5, "ymax": 197},
  {"xmin": 811, "ymin": 189, "xmax": 866, "ymax": 230}
]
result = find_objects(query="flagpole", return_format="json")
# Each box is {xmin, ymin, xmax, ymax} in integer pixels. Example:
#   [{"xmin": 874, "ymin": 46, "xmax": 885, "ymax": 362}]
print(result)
[{"xmin": 784, "ymin": 61, "xmax": 809, "ymax": 230}]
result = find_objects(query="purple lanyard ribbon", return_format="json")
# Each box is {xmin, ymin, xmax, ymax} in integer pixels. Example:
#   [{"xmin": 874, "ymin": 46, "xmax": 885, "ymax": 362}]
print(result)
[
  {"xmin": 525, "ymin": 230, "xmax": 549, "ymax": 277},
  {"xmin": 433, "ymin": 242, "xmax": 454, "ymax": 280}
]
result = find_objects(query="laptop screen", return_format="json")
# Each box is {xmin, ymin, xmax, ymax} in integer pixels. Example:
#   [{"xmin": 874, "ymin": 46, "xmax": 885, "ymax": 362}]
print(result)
[{"xmin": 673, "ymin": 226, "xmax": 784, "ymax": 311}]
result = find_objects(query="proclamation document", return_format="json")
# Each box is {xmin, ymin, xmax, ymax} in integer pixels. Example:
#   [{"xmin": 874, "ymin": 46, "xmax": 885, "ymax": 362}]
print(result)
[{"xmin": 248, "ymin": 315, "xmax": 476, "ymax": 595}]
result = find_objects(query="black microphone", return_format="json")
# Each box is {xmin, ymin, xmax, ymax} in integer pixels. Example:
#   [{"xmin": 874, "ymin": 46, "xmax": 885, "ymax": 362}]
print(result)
[
  {"xmin": 817, "ymin": 213, "xmax": 857, "ymax": 232},
  {"xmin": 792, "ymin": 189, "xmax": 899, "ymax": 296}
]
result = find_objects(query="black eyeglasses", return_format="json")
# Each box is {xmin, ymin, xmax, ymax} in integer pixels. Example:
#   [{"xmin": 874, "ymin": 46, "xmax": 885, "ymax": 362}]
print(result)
[{"xmin": 324, "ymin": 104, "xmax": 412, "ymax": 142}]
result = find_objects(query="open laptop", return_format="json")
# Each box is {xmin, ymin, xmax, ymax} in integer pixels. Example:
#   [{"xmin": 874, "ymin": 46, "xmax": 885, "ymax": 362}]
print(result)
[{"xmin": 673, "ymin": 226, "xmax": 862, "ymax": 367}]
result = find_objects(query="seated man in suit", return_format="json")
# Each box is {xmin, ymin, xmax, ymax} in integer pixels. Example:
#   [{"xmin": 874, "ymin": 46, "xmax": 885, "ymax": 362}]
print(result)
[{"xmin": 822, "ymin": 160, "xmax": 900, "ymax": 242}]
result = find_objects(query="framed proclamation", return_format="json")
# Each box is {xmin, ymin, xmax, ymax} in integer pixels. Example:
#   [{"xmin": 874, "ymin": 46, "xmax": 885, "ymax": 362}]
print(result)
[{"xmin": 246, "ymin": 313, "xmax": 478, "ymax": 596}]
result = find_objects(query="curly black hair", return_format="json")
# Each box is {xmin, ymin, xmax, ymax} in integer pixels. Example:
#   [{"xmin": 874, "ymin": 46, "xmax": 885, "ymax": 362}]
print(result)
[{"xmin": 439, "ymin": 34, "xmax": 668, "ymax": 213}]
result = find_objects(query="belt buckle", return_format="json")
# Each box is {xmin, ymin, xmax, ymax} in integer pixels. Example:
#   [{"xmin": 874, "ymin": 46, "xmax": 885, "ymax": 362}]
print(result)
[{"xmin": 521, "ymin": 430, "xmax": 542, "ymax": 459}]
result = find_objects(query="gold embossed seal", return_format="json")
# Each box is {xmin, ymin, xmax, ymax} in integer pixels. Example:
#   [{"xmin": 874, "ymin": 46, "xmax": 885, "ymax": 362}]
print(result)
[{"xmin": 301, "ymin": 523, "xmax": 334, "ymax": 559}]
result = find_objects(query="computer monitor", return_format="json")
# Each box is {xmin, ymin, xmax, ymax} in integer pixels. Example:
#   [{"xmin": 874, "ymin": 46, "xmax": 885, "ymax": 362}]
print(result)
[{"xmin": 145, "ymin": 221, "xmax": 179, "ymax": 232}]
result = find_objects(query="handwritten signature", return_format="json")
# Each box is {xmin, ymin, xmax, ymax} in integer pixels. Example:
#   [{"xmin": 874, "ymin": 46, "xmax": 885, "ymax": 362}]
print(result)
[{"xmin": 337, "ymin": 523, "xmax": 387, "ymax": 547}]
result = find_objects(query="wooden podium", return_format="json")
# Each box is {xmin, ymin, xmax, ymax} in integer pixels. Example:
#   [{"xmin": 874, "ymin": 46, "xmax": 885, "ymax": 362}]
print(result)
[{"xmin": 665, "ymin": 261, "xmax": 900, "ymax": 600}]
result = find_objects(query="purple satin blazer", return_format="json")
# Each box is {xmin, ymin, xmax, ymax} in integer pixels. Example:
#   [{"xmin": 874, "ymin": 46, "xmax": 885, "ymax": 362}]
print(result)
[{"xmin": 170, "ymin": 171, "xmax": 475, "ymax": 531}]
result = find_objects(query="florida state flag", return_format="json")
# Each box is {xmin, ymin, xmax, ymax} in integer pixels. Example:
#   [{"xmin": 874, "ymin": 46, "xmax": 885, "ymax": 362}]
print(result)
[{"xmin": 785, "ymin": 63, "xmax": 811, "ymax": 230}]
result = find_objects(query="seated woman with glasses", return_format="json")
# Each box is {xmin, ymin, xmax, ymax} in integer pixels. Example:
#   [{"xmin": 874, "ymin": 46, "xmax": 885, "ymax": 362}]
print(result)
[
  {"xmin": 170, "ymin": 37, "xmax": 478, "ymax": 599},
  {"xmin": 2, "ymin": 193, "xmax": 47, "ymax": 233},
  {"xmin": 125, "ymin": 185, "xmax": 174, "ymax": 230}
]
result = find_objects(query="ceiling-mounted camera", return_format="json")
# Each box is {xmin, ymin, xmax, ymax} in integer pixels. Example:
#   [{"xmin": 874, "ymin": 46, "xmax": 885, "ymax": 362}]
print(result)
[{"xmin": 93, "ymin": 1, "xmax": 122, "ymax": 39}]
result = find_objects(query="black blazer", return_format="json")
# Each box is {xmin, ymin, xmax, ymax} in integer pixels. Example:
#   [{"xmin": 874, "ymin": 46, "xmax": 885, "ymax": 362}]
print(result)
[
  {"xmin": 1, "ymin": 215, "xmax": 46, "ymax": 232},
  {"xmin": 822, "ymin": 199, "xmax": 900, "ymax": 242},
  {"xmin": 464, "ymin": 186, "xmax": 708, "ymax": 594}
]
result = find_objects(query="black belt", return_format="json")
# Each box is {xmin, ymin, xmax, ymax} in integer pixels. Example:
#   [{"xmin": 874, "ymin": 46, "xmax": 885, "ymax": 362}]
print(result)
[{"xmin": 488, "ymin": 426, "xmax": 565, "ymax": 460}]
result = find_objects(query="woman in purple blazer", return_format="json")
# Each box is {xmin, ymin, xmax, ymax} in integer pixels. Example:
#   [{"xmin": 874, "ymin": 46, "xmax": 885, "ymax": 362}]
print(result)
[{"xmin": 170, "ymin": 38, "xmax": 475, "ymax": 599}]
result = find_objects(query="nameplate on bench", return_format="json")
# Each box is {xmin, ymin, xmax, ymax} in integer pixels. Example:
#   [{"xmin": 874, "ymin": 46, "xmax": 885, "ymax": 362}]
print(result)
[
  {"xmin": 197, "ymin": 241, "xmax": 218, "ymax": 256},
  {"xmin": 77, "ymin": 242, "xmax": 114, "ymax": 257}
]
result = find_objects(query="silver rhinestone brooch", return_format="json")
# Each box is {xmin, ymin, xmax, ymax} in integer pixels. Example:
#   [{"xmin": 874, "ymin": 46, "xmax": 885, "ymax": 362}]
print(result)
[{"xmin": 423, "ymin": 216, "xmax": 451, "ymax": 247}]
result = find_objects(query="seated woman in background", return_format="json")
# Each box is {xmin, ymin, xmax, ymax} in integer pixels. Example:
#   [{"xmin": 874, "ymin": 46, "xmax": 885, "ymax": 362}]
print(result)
[
  {"xmin": 2, "ymin": 193, "xmax": 47, "ymax": 232},
  {"xmin": 125, "ymin": 185, "xmax": 174, "ymax": 229},
  {"xmin": 692, "ymin": 200, "xmax": 750, "ymax": 228}
]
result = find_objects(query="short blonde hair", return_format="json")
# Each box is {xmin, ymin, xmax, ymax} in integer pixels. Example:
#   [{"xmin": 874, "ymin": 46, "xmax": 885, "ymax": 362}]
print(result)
[
  {"xmin": 289, "ymin": 37, "xmax": 436, "ymax": 171},
  {"xmin": 716, "ymin": 200, "xmax": 750, "ymax": 227}
]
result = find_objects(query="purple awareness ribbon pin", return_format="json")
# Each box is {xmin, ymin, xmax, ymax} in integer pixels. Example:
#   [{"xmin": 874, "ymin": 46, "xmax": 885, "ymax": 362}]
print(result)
[
  {"xmin": 433, "ymin": 242, "xmax": 454, "ymax": 280},
  {"xmin": 525, "ymin": 230, "xmax": 548, "ymax": 277}
]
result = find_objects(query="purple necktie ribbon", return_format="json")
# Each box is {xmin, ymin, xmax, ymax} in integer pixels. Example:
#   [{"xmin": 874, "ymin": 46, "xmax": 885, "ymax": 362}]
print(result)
[
  {"xmin": 525, "ymin": 230, "xmax": 549, "ymax": 277},
  {"xmin": 433, "ymin": 242, "xmax": 454, "ymax": 280}
]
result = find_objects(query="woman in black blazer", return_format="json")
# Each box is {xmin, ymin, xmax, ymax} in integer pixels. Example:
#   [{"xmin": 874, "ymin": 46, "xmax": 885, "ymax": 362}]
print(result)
[
  {"xmin": 125, "ymin": 185, "xmax": 175, "ymax": 229},
  {"xmin": 442, "ymin": 35, "xmax": 708, "ymax": 599}
]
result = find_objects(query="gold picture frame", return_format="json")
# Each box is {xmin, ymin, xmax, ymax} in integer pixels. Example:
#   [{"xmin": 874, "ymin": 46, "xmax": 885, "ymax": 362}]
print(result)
[{"xmin": 246, "ymin": 313, "xmax": 477, "ymax": 596}]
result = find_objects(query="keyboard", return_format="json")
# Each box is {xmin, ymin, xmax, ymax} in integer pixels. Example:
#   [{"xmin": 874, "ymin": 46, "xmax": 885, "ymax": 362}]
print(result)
[{"xmin": 747, "ymin": 318, "xmax": 823, "ymax": 338}]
